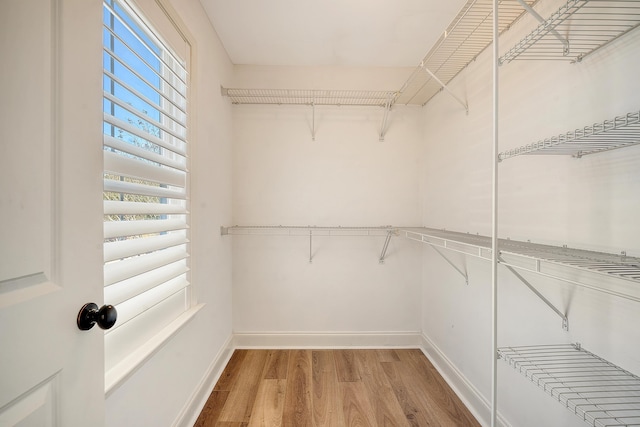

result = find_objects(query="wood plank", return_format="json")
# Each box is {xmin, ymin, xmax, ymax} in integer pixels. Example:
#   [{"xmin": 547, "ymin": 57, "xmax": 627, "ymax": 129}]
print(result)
[
  {"xmin": 399, "ymin": 349, "xmax": 480, "ymax": 427},
  {"xmin": 193, "ymin": 390, "xmax": 229, "ymax": 427},
  {"xmin": 215, "ymin": 350, "xmax": 248, "ymax": 391},
  {"xmin": 218, "ymin": 350, "xmax": 269, "ymax": 423},
  {"xmin": 263, "ymin": 350, "xmax": 289, "ymax": 380},
  {"xmin": 197, "ymin": 349, "xmax": 480, "ymax": 427},
  {"xmin": 247, "ymin": 379, "xmax": 286, "ymax": 427},
  {"xmin": 376, "ymin": 349, "xmax": 401, "ymax": 362},
  {"xmin": 282, "ymin": 350, "xmax": 313, "ymax": 427},
  {"xmin": 333, "ymin": 349, "xmax": 361, "ymax": 382},
  {"xmin": 354, "ymin": 350, "xmax": 410, "ymax": 427},
  {"xmin": 340, "ymin": 381, "xmax": 377, "ymax": 427},
  {"xmin": 381, "ymin": 361, "xmax": 435, "ymax": 427},
  {"xmin": 311, "ymin": 350, "xmax": 345, "ymax": 427}
]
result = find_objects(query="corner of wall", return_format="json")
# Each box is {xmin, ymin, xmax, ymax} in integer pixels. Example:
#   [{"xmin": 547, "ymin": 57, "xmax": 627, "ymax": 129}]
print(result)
[
  {"xmin": 172, "ymin": 333, "xmax": 235, "ymax": 427},
  {"xmin": 419, "ymin": 333, "xmax": 511, "ymax": 427}
]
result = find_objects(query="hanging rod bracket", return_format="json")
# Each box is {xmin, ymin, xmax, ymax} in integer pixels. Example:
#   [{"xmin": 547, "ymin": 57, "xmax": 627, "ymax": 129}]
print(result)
[
  {"xmin": 499, "ymin": 256, "xmax": 569, "ymax": 331},
  {"xmin": 421, "ymin": 66, "xmax": 468, "ymax": 114}
]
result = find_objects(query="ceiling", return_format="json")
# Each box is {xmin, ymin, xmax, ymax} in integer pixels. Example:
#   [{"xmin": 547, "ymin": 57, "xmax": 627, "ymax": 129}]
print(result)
[{"xmin": 199, "ymin": 0, "xmax": 468, "ymax": 67}]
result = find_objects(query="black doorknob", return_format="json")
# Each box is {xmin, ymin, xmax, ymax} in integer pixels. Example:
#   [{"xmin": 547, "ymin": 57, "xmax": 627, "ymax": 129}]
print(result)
[{"xmin": 77, "ymin": 303, "xmax": 117, "ymax": 331}]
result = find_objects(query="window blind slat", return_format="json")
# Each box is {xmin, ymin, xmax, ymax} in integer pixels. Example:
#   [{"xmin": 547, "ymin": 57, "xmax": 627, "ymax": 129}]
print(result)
[
  {"xmin": 104, "ymin": 244, "xmax": 188, "ymax": 286},
  {"xmin": 104, "ymin": 135, "xmax": 186, "ymax": 172},
  {"xmin": 108, "ymin": 275, "xmax": 189, "ymax": 330},
  {"xmin": 104, "ymin": 230, "xmax": 188, "ymax": 262},
  {"xmin": 103, "ymin": 2, "xmax": 187, "ymax": 87},
  {"xmin": 104, "ymin": 218, "xmax": 187, "ymax": 239},
  {"xmin": 103, "ymin": 47, "xmax": 186, "ymax": 113},
  {"xmin": 104, "ymin": 259, "xmax": 188, "ymax": 304},
  {"xmin": 104, "ymin": 150, "xmax": 186, "ymax": 188},
  {"xmin": 104, "ymin": 114, "xmax": 186, "ymax": 156},
  {"xmin": 104, "ymin": 179, "xmax": 186, "ymax": 200},
  {"xmin": 104, "ymin": 200, "xmax": 186, "ymax": 215},
  {"xmin": 104, "ymin": 69, "xmax": 186, "ymax": 127},
  {"xmin": 104, "ymin": 91, "xmax": 186, "ymax": 142},
  {"xmin": 104, "ymin": 290, "xmax": 187, "ymax": 373},
  {"xmin": 103, "ymin": 24, "xmax": 187, "ymax": 98}
]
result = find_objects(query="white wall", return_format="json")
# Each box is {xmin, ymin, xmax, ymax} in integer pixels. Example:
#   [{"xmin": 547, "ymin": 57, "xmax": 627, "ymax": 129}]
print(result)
[
  {"xmin": 419, "ymin": 0, "xmax": 640, "ymax": 425},
  {"xmin": 230, "ymin": 66, "xmax": 423, "ymax": 340},
  {"xmin": 104, "ymin": 1, "xmax": 234, "ymax": 426}
]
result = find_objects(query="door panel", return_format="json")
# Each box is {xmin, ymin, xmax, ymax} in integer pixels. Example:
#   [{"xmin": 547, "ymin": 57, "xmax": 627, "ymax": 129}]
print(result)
[
  {"xmin": 0, "ymin": 0, "xmax": 105, "ymax": 425},
  {"xmin": 0, "ymin": 377, "xmax": 57, "ymax": 427}
]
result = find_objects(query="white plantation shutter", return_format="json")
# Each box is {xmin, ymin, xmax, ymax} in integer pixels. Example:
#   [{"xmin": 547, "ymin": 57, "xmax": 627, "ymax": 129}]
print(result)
[{"xmin": 103, "ymin": 0, "xmax": 190, "ymax": 375}]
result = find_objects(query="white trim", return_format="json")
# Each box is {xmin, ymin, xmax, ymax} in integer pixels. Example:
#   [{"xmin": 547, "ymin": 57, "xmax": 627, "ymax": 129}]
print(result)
[
  {"xmin": 105, "ymin": 303, "xmax": 204, "ymax": 396},
  {"xmin": 233, "ymin": 331, "xmax": 422, "ymax": 349},
  {"xmin": 172, "ymin": 333, "xmax": 235, "ymax": 427},
  {"xmin": 419, "ymin": 333, "xmax": 511, "ymax": 427}
]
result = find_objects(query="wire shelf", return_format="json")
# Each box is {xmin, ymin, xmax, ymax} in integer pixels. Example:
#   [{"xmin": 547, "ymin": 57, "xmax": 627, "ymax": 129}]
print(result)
[
  {"xmin": 221, "ymin": 225, "xmax": 395, "ymax": 237},
  {"xmin": 498, "ymin": 344, "xmax": 640, "ymax": 427},
  {"xmin": 500, "ymin": 0, "xmax": 640, "ymax": 63},
  {"xmin": 396, "ymin": 0, "xmax": 536, "ymax": 106},
  {"xmin": 221, "ymin": 88, "xmax": 396, "ymax": 107},
  {"xmin": 499, "ymin": 110, "xmax": 640, "ymax": 159},
  {"xmin": 398, "ymin": 227, "xmax": 640, "ymax": 292}
]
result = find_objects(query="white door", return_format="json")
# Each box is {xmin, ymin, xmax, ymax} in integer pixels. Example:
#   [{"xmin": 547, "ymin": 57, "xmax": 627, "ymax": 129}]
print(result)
[{"xmin": 0, "ymin": 1, "xmax": 106, "ymax": 426}]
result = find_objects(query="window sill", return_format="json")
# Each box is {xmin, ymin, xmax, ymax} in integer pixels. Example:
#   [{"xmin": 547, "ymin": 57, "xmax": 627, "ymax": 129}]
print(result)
[{"xmin": 105, "ymin": 303, "xmax": 205, "ymax": 397}]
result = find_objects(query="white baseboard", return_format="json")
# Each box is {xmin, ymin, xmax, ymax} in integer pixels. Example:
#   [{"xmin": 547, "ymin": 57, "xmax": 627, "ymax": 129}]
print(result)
[
  {"xmin": 233, "ymin": 331, "xmax": 423, "ymax": 348},
  {"xmin": 172, "ymin": 334, "xmax": 235, "ymax": 427},
  {"xmin": 419, "ymin": 333, "xmax": 511, "ymax": 427}
]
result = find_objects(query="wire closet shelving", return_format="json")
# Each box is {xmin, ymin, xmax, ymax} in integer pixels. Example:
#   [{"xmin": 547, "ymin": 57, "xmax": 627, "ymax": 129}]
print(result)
[
  {"xmin": 221, "ymin": 225, "xmax": 397, "ymax": 264},
  {"xmin": 398, "ymin": 227, "xmax": 640, "ymax": 300},
  {"xmin": 498, "ymin": 344, "xmax": 640, "ymax": 427},
  {"xmin": 395, "ymin": 0, "xmax": 536, "ymax": 108},
  {"xmin": 500, "ymin": 0, "xmax": 640, "ymax": 63},
  {"xmin": 221, "ymin": 88, "xmax": 397, "ymax": 141},
  {"xmin": 499, "ymin": 109, "xmax": 640, "ymax": 159},
  {"xmin": 221, "ymin": 88, "xmax": 396, "ymax": 107}
]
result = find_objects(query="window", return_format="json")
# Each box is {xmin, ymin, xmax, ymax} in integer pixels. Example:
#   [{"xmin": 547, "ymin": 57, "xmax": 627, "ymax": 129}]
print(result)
[{"xmin": 102, "ymin": 0, "xmax": 189, "ymax": 378}]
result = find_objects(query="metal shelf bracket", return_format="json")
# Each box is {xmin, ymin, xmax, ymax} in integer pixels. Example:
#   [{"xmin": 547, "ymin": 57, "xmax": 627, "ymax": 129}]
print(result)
[
  {"xmin": 431, "ymin": 245, "xmax": 469, "ymax": 285},
  {"xmin": 499, "ymin": 256, "xmax": 569, "ymax": 331},
  {"xmin": 514, "ymin": 0, "xmax": 569, "ymax": 58},
  {"xmin": 378, "ymin": 230, "xmax": 395, "ymax": 264},
  {"xmin": 379, "ymin": 93, "xmax": 394, "ymax": 141},
  {"xmin": 422, "ymin": 66, "xmax": 469, "ymax": 114},
  {"xmin": 311, "ymin": 101, "xmax": 316, "ymax": 141}
]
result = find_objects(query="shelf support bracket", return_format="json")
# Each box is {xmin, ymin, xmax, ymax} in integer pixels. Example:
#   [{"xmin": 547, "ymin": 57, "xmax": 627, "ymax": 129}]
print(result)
[
  {"xmin": 379, "ymin": 93, "xmax": 393, "ymax": 142},
  {"xmin": 309, "ymin": 230, "xmax": 313, "ymax": 263},
  {"xmin": 515, "ymin": 0, "xmax": 569, "ymax": 56},
  {"xmin": 379, "ymin": 230, "xmax": 394, "ymax": 264},
  {"xmin": 429, "ymin": 245, "xmax": 469, "ymax": 285},
  {"xmin": 311, "ymin": 101, "xmax": 316, "ymax": 141},
  {"xmin": 422, "ymin": 66, "xmax": 468, "ymax": 114},
  {"xmin": 499, "ymin": 256, "xmax": 569, "ymax": 331}
]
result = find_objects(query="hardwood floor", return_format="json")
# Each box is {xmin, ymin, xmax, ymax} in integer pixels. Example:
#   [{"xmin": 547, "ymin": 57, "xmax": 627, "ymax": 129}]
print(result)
[{"xmin": 194, "ymin": 349, "xmax": 480, "ymax": 427}]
